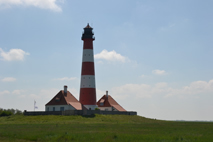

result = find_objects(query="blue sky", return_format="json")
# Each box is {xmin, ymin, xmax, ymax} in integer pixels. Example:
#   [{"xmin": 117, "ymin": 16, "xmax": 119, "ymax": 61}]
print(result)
[{"xmin": 0, "ymin": 0, "xmax": 213, "ymax": 120}]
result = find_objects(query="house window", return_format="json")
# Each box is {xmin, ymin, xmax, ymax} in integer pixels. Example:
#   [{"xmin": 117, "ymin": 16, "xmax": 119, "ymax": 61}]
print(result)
[
  {"xmin": 100, "ymin": 102, "xmax": 103, "ymax": 106},
  {"xmin": 55, "ymin": 98, "xmax": 60, "ymax": 102},
  {"xmin": 105, "ymin": 108, "xmax": 108, "ymax": 111},
  {"xmin": 53, "ymin": 107, "xmax": 55, "ymax": 111},
  {"xmin": 112, "ymin": 107, "xmax": 115, "ymax": 111},
  {"xmin": 47, "ymin": 107, "xmax": 49, "ymax": 111},
  {"xmin": 60, "ymin": 107, "xmax": 64, "ymax": 111}
]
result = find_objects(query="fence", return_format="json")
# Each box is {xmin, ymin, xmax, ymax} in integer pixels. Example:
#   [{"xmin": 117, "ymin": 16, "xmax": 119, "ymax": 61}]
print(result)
[{"xmin": 24, "ymin": 110, "xmax": 137, "ymax": 116}]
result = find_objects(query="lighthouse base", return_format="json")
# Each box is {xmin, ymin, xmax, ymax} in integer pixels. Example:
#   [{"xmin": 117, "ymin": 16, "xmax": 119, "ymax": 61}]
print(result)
[{"xmin": 83, "ymin": 105, "xmax": 98, "ymax": 110}]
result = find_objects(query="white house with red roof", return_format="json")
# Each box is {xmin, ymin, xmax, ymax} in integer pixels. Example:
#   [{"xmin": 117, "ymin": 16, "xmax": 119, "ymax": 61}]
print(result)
[
  {"xmin": 45, "ymin": 86, "xmax": 83, "ymax": 111},
  {"xmin": 97, "ymin": 91, "xmax": 126, "ymax": 111}
]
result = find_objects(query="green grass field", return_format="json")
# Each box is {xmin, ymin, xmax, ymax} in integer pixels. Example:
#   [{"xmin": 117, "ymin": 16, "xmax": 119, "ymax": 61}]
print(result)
[{"xmin": 0, "ymin": 114, "xmax": 213, "ymax": 142}]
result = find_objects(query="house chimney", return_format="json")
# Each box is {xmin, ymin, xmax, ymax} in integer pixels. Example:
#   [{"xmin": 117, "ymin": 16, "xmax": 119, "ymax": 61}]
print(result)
[
  {"xmin": 64, "ymin": 85, "xmax": 67, "ymax": 96},
  {"xmin": 106, "ymin": 91, "xmax": 108, "ymax": 98}
]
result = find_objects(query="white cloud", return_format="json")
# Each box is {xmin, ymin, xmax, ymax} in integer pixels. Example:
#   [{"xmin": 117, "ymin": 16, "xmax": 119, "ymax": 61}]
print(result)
[
  {"xmin": 54, "ymin": 77, "xmax": 77, "ymax": 81},
  {"xmin": 94, "ymin": 49, "xmax": 127, "ymax": 62},
  {"xmin": 0, "ymin": 48, "xmax": 29, "ymax": 61},
  {"xmin": 1, "ymin": 77, "xmax": 16, "ymax": 82},
  {"xmin": 152, "ymin": 69, "xmax": 166, "ymax": 75},
  {"xmin": 0, "ymin": 0, "xmax": 63, "ymax": 12},
  {"xmin": 181, "ymin": 80, "xmax": 213, "ymax": 95},
  {"xmin": 112, "ymin": 83, "xmax": 152, "ymax": 98},
  {"xmin": 0, "ymin": 90, "xmax": 10, "ymax": 96},
  {"xmin": 155, "ymin": 82, "xmax": 168, "ymax": 88},
  {"xmin": 164, "ymin": 80, "xmax": 213, "ymax": 98},
  {"xmin": 111, "ymin": 79, "xmax": 213, "ymax": 99},
  {"xmin": 12, "ymin": 90, "xmax": 25, "ymax": 95}
]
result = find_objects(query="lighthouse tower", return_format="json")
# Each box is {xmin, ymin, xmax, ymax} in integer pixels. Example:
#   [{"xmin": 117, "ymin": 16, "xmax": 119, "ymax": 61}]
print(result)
[{"xmin": 79, "ymin": 24, "xmax": 97, "ymax": 110}]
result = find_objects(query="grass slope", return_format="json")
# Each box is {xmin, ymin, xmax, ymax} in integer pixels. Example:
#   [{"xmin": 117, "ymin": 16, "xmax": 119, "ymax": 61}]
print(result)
[{"xmin": 0, "ymin": 115, "xmax": 213, "ymax": 142}]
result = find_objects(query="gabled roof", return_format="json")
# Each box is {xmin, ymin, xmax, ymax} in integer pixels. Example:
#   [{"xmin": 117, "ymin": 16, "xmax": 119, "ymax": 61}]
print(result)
[
  {"xmin": 45, "ymin": 90, "xmax": 82, "ymax": 110},
  {"xmin": 97, "ymin": 95, "xmax": 126, "ymax": 111}
]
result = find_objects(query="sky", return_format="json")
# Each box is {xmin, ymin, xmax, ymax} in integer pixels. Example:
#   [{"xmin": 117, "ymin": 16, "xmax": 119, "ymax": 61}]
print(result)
[{"xmin": 0, "ymin": 0, "xmax": 213, "ymax": 121}]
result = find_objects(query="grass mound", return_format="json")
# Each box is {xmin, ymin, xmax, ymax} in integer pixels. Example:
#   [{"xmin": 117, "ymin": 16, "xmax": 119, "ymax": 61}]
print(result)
[{"xmin": 0, "ymin": 115, "xmax": 213, "ymax": 142}]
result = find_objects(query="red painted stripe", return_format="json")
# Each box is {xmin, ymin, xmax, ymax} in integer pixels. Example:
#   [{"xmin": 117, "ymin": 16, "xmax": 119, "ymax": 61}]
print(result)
[
  {"xmin": 81, "ymin": 62, "xmax": 95, "ymax": 75},
  {"xmin": 83, "ymin": 39, "xmax": 94, "ymax": 49},
  {"xmin": 79, "ymin": 88, "xmax": 96, "ymax": 105}
]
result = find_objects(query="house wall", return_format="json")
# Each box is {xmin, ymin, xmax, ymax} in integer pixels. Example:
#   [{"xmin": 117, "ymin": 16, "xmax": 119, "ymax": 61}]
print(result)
[
  {"xmin": 84, "ymin": 105, "xmax": 98, "ymax": 110},
  {"xmin": 45, "ymin": 105, "xmax": 75, "ymax": 111},
  {"xmin": 98, "ymin": 107, "xmax": 119, "ymax": 111},
  {"xmin": 98, "ymin": 107, "xmax": 113, "ymax": 111}
]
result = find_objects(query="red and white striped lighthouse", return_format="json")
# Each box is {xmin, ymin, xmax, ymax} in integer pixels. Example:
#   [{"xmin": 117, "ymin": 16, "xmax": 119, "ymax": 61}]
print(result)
[{"xmin": 79, "ymin": 24, "xmax": 97, "ymax": 110}]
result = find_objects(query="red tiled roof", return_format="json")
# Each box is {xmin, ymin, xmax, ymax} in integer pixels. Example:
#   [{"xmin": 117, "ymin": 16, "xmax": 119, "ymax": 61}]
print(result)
[
  {"xmin": 45, "ymin": 90, "xmax": 82, "ymax": 110},
  {"xmin": 97, "ymin": 95, "xmax": 126, "ymax": 111}
]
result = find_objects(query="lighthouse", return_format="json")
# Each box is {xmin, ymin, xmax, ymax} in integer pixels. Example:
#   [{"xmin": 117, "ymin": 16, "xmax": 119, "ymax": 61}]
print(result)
[
  {"xmin": 44, "ymin": 24, "xmax": 132, "ymax": 114},
  {"xmin": 79, "ymin": 24, "xmax": 97, "ymax": 110}
]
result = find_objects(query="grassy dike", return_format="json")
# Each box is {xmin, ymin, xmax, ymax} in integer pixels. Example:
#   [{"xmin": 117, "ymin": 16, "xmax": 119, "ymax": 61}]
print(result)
[{"xmin": 0, "ymin": 114, "xmax": 213, "ymax": 142}]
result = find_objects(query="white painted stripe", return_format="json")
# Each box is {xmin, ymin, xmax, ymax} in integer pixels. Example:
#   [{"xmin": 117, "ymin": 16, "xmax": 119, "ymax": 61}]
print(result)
[
  {"xmin": 84, "ymin": 105, "xmax": 98, "ymax": 110},
  {"xmin": 82, "ymin": 49, "xmax": 94, "ymax": 62},
  {"xmin": 80, "ymin": 75, "xmax": 96, "ymax": 88}
]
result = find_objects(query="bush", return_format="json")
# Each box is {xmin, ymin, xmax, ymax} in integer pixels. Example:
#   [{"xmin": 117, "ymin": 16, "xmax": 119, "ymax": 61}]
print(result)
[
  {"xmin": 0, "ymin": 108, "xmax": 23, "ymax": 117},
  {"xmin": 0, "ymin": 111, "xmax": 12, "ymax": 116}
]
